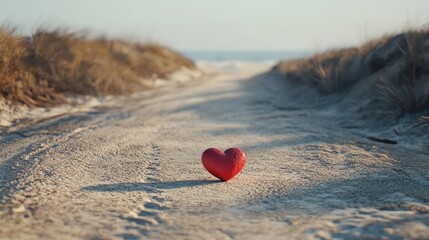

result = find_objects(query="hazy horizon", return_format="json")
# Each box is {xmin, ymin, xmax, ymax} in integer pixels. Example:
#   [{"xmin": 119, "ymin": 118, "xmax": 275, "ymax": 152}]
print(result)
[{"xmin": 1, "ymin": 0, "xmax": 429, "ymax": 52}]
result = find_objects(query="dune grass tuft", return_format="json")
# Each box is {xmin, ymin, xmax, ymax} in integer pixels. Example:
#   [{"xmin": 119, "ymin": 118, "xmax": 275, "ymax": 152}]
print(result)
[
  {"xmin": 377, "ymin": 28, "xmax": 429, "ymax": 112},
  {"xmin": 274, "ymin": 48, "xmax": 362, "ymax": 93},
  {"xmin": 0, "ymin": 26, "xmax": 195, "ymax": 107},
  {"xmin": 358, "ymin": 33, "xmax": 394, "ymax": 59}
]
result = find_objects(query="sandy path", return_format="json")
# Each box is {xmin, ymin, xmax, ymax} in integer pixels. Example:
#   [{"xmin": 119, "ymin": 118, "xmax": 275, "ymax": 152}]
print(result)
[{"xmin": 0, "ymin": 63, "xmax": 428, "ymax": 239}]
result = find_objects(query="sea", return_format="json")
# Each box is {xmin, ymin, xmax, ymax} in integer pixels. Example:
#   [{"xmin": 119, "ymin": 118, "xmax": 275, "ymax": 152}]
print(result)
[
  {"xmin": 181, "ymin": 50, "xmax": 312, "ymax": 62},
  {"xmin": 180, "ymin": 50, "xmax": 312, "ymax": 71}
]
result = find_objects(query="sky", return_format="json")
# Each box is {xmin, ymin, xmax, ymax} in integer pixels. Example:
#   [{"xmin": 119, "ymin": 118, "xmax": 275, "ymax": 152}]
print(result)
[{"xmin": 0, "ymin": 0, "xmax": 429, "ymax": 51}]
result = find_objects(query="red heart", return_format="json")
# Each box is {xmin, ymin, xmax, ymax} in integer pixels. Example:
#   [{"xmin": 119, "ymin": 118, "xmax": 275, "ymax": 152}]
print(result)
[{"xmin": 201, "ymin": 148, "xmax": 246, "ymax": 181}]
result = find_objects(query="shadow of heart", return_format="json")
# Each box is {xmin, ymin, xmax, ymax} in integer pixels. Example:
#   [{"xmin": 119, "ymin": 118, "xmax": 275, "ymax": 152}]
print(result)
[{"xmin": 81, "ymin": 179, "xmax": 220, "ymax": 192}]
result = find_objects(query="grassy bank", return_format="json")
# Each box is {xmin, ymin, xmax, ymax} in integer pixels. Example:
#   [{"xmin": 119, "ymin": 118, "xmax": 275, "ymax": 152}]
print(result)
[
  {"xmin": 273, "ymin": 27, "xmax": 429, "ymax": 122},
  {"xmin": 0, "ymin": 27, "xmax": 195, "ymax": 107}
]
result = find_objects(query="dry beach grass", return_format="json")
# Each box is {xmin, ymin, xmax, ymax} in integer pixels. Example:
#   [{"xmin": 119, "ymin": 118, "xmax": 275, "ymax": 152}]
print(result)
[
  {"xmin": 274, "ymin": 27, "xmax": 429, "ymax": 116},
  {"xmin": 377, "ymin": 29, "xmax": 429, "ymax": 113},
  {"xmin": 0, "ymin": 26, "xmax": 195, "ymax": 107},
  {"xmin": 273, "ymin": 28, "xmax": 429, "ymax": 134}
]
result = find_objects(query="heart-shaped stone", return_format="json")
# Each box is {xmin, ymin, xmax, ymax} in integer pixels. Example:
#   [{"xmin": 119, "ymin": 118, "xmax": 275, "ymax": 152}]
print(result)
[{"xmin": 201, "ymin": 148, "xmax": 246, "ymax": 181}]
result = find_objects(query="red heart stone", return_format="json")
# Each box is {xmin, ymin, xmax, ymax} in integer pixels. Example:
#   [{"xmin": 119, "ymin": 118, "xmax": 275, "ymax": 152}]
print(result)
[{"xmin": 201, "ymin": 148, "xmax": 246, "ymax": 181}]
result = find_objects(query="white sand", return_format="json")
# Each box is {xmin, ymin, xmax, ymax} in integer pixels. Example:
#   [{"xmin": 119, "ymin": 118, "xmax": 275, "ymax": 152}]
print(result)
[{"xmin": 0, "ymin": 62, "xmax": 428, "ymax": 239}]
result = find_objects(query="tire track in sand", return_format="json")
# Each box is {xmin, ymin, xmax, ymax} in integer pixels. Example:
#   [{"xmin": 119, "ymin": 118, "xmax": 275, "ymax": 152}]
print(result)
[{"xmin": 121, "ymin": 143, "xmax": 170, "ymax": 238}]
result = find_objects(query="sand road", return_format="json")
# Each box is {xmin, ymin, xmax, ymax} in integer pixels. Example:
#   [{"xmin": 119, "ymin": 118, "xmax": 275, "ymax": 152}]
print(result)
[{"xmin": 0, "ymin": 63, "xmax": 428, "ymax": 239}]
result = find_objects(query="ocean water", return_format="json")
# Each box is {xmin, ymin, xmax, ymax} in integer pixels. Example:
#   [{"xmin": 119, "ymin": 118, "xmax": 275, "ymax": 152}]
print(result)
[{"xmin": 181, "ymin": 50, "xmax": 312, "ymax": 62}]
